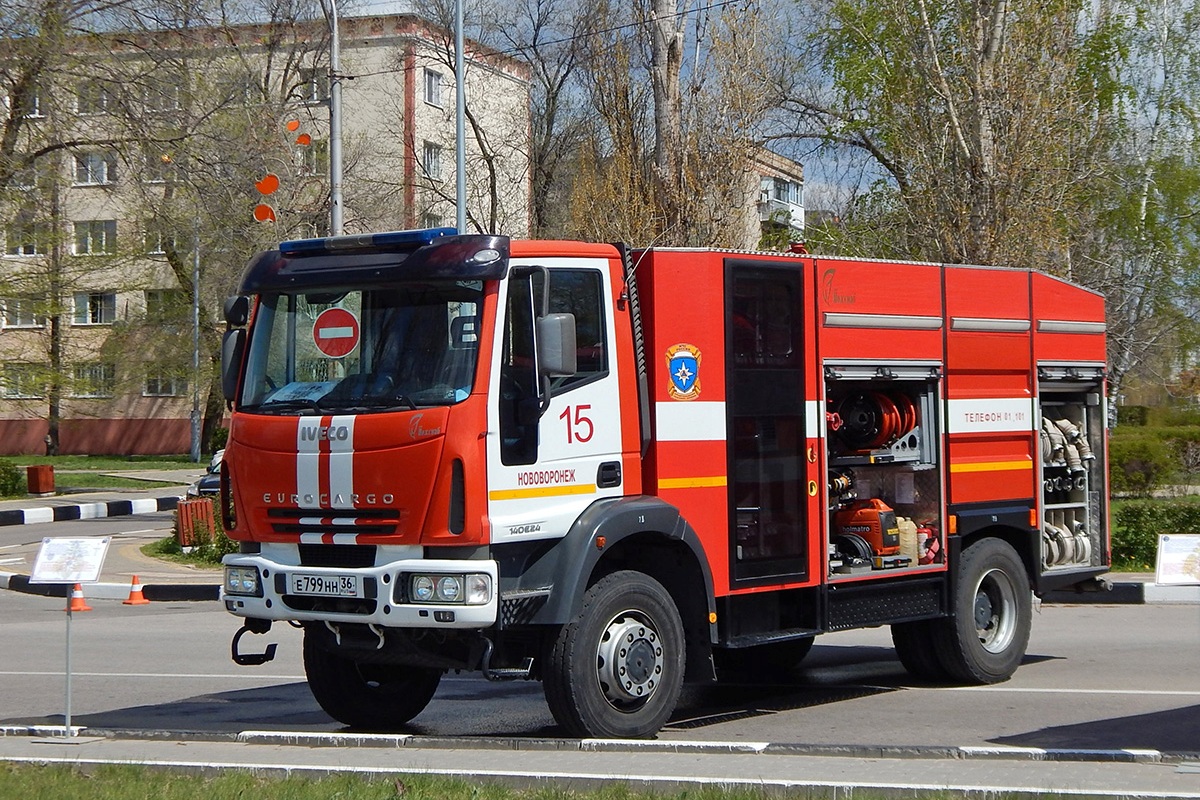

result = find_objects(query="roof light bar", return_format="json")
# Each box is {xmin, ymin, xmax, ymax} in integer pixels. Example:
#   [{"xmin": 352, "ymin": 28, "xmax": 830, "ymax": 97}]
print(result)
[{"xmin": 279, "ymin": 227, "xmax": 457, "ymax": 256}]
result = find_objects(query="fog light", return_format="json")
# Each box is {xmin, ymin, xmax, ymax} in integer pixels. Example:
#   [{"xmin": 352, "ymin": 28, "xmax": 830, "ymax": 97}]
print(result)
[
  {"xmin": 224, "ymin": 566, "xmax": 261, "ymax": 597},
  {"xmin": 405, "ymin": 572, "xmax": 492, "ymax": 605},
  {"xmin": 412, "ymin": 575, "xmax": 435, "ymax": 602},
  {"xmin": 436, "ymin": 576, "xmax": 462, "ymax": 602}
]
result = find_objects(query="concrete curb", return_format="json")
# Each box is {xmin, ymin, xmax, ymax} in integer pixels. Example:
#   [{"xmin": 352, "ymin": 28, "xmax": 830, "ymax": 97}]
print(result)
[
  {"xmin": 0, "ymin": 495, "xmax": 179, "ymax": 527},
  {"xmin": 0, "ymin": 726, "xmax": 1195, "ymax": 764},
  {"xmin": 0, "ymin": 572, "xmax": 219, "ymax": 602}
]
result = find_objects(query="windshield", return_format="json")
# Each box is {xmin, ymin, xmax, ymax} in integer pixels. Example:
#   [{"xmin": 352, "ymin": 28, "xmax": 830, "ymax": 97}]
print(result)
[{"xmin": 240, "ymin": 282, "xmax": 483, "ymax": 413}]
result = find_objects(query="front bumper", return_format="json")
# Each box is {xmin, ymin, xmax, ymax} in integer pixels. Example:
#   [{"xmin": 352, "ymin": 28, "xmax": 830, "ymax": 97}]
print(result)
[{"xmin": 221, "ymin": 554, "xmax": 499, "ymax": 629}]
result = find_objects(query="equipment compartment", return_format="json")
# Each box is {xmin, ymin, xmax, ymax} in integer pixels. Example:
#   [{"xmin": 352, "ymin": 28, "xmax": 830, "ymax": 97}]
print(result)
[
  {"xmin": 1038, "ymin": 371, "xmax": 1106, "ymax": 572},
  {"xmin": 824, "ymin": 364, "xmax": 944, "ymax": 578}
]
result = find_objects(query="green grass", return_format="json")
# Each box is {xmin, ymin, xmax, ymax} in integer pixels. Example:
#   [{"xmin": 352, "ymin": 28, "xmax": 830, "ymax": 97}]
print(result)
[
  {"xmin": 2, "ymin": 454, "xmax": 201, "ymax": 470},
  {"xmin": 141, "ymin": 535, "xmax": 223, "ymax": 568},
  {"xmin": 53, "ymin": 474, "xmax": 182, "ymax": 491},
  {"xmin": 0, "ymin": 764, "xmax": 993, "ymax": 800}
]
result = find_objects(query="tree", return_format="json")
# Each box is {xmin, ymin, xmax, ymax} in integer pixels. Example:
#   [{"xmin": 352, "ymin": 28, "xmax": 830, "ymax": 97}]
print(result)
[
  {"xmin": 783, "ymin": 0, "xmax": 1101, "ymax": 271},
  {"xmin": 563, "ymin": 0, "xmax": 786, "ymax": 247},
  {"xmin": 1070, "ymin": 0, "xmax": 1200, "ymax": 415},
  {"xmin": 1, "ymin": 0, "xmax": 333, "ymax": 454}
]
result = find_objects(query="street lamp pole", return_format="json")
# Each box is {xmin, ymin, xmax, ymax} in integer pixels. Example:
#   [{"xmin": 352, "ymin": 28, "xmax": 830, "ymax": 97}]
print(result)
[
  {"xmin": 190, "ymin": 218, "xmax": 200, "ymax": 463},
  {"xmin": 455, "ymin": 0, "xmax": 466, "ymax": 231},
  {"xmin": 325, "ymin": 0, "xmax": 344, "ymax": 235}
]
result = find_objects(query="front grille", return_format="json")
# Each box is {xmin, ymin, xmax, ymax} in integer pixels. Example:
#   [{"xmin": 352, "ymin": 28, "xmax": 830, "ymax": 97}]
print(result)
[
  {"xmin": 266, "ymin": 507, "xmax": 400, "ymax": 536},
  {"xmin": 283, "ymin": 596, "xmax": 378, "ymax": 615},
  {"xmin": 298, "ymin": 543, "xmax": 377, "ymax": 568}
]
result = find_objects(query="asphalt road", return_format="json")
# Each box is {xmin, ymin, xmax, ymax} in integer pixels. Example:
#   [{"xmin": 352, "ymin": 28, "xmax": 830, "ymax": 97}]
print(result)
[
  {"xmin": 3, "ymin": 510, "xmax": 1200, "ymax": 795},
  {"xmin": 2, "ymin": 585, "xmax": 1198, "ymax": 755}
]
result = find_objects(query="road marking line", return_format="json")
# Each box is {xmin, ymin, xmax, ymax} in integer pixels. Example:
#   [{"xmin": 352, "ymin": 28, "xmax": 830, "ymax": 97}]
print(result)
[{"xmin": 0, "ymin": 671, "xmax": 305, "ymax": 680}]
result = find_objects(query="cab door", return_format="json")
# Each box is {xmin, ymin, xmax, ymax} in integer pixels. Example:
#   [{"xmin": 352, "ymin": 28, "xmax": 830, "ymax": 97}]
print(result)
[{"xmin": 485, "ymin": 259, "xmax": 626, "ymax": 544}]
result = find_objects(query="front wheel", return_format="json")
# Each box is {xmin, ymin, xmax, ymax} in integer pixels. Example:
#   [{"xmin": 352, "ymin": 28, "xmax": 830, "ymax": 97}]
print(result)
[
  {"xmin": 544, "ymin": 571, "xmax": 685, "ymax": 738},
  {"xmin": 933, "ymin": 538, "xmax": 1032, "ymax": 684},
  {"xmin": 303, "ymin": 631, "xmax": 442, "ymax": 730}
]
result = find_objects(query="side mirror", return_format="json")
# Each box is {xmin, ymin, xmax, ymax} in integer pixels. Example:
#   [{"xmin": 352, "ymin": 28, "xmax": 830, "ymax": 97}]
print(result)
[
  {"xmin": 224, "ymin": 295, "xmax": 250, "ymax": 327},
  {"xmin": 221, "ymin": 328, "xmax": 245, "ymax": 402},
  {"xmin": 537, "ymin": 313, "xmax": 576, "ymax": 378}
]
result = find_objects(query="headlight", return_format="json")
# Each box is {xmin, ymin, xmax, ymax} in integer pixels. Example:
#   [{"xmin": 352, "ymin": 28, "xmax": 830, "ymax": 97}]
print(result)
[
  {"xmin": 224, "ymin": 566, "xmax": 261, "ymax": 597},
  {"xmin": 406, "ymin": 573, "xmax": 492, "ymax": 605},
  {"xmin": 412, "ymin": 575, "xmax": 435, "ymax": 602},
  {"xmin": 436, "ymin": 576, "xmax": 462, "ymax": 602}
]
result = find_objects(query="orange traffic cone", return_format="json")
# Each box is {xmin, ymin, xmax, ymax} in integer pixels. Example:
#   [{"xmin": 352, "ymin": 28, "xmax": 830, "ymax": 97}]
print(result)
[
  {"xmin": 123, "ymin": 575, "xmax": 150, "ymax": 606},
  {"xmin": 67, "ymin": 584, "xmax": 92, "ymax": 612}
]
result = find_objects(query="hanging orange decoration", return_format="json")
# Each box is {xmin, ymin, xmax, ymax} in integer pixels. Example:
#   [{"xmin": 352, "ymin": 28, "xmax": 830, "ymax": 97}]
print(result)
[
  {"xmin": 295, "ymin": 133, "xmax": 312, "ymax": 146},
  {"xmin": 255, "ymin": 173, "xmax": 280, "ymax": 195},
  {"xmin": 286, "ymin": 119, "xmax": 301, "ymax": 132},
  {"xmin": 253, "ymin": 203, "xmax": 277, "ymax": 222}
]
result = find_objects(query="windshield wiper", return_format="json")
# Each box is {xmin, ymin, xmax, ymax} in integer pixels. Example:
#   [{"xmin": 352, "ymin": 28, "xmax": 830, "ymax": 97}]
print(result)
[
  {"xmin": 252, "ymin": 398, "xmax": 323, "ymax": 414},
  {"xmin": 332, "ymin": 395, "xmax": 418, "ymax": 412}
]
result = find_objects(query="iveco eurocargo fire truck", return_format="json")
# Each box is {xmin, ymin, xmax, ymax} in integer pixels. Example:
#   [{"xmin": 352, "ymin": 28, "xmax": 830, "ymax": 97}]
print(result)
[{"xmin": 217, "ymin": 228, "xmax": 1109, "ymax": 738}]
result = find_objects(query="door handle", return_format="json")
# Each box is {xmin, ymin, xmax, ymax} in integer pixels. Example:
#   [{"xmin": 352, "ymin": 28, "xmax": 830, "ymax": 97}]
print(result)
[{"xmin": 597, "ymin": 461, "xmax": 622, "ymax": 488}]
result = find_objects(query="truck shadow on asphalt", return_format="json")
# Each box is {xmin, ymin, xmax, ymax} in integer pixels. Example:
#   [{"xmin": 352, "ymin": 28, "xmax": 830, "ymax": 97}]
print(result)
[
  {"xmin": 992, "ymin": 705, "xmax": 1200, "ymax": 756},
  {"xmin": 10, "ymin": 645, "xmax": 1155, "ymax": 751}
]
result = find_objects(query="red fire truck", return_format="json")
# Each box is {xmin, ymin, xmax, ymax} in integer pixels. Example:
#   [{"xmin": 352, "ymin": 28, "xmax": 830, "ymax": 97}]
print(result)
[{"xmin": 218, "ymin": 228, "xmax": 1109, "ymax": 738}]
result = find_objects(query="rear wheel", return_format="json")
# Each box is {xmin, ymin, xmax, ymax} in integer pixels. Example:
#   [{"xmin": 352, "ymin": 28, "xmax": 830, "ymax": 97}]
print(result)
[
  {"xmin": 933, "ymin": 538, "xmax": 1032, "ymax": 684},
  {"xmin": 303, "ymin": 631, "xmax": 442, "ymax": 729},
  {"xmin": 891, "ymin": 619, "xmax": 949, "ymax": 681},
  {"xmin": 544, "ymin": 571, "xmax": 685, "ymax": 738}
]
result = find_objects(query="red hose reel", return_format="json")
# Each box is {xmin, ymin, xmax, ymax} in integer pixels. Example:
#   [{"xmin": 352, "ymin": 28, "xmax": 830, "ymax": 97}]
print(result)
[{"xmin": 832, "ymin": 391, "xmax": 917, "ymax": 451}]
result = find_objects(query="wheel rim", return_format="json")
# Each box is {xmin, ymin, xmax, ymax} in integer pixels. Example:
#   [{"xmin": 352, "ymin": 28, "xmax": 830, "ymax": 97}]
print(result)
[
  {"xmin": 973, "ymin": 567, "xmax": 1018, "ymax": 653},
  {"xmin": 595, "ymin": 609, "xmax": 664, "ymax": 710}
]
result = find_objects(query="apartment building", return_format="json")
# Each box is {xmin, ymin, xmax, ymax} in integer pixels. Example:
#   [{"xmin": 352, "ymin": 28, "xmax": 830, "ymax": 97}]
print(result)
[{"xmin": 0, "ymin": 12, "xmax": 532, "ymax": 455}]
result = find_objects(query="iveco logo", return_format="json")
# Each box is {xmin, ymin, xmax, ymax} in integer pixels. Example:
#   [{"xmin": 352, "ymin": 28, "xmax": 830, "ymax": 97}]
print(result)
[
  {"xmin": 822, "ymin": 268, "xmax": 857, "ymax": 305},
  {"xmin": 409, "ymin": 413, "xmax": 443, "ymax": 438},
  {"xmin": 300, "ymin": 425, "xmax": 350, "ymax": 442},
  {"xmin": 508, "ymin": 523, "xmax": 542, "ymax": 535}
]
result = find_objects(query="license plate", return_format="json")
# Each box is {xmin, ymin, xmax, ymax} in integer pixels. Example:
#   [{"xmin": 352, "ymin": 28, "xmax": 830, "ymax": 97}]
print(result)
[{"xmin": 290, "ymin": 572, "xmax": 361, "ymax": 597}]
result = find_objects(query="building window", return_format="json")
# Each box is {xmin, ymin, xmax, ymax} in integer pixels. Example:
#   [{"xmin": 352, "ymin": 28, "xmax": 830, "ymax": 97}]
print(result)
[
  {"xmin": 73, "ymin": 220, "xmax": 117, "ymax": 255},
  {"xmin": 297, "ymin": 138, "xmax": 329, "ymax": 177},
  {"xmin": 144, "ymin": 369, "xmax": 188, "ymax": 397},
  {"xmin": 74, "ymin": 151, "xmax": 118, "ymax": 185},
  {"xmin": 3, "ymin": 297, "xmax": 43, "ymax": 328},
  {"xmin": 422, "ymin": 141, "xmax": 442, "ymax": 181},
  {"xmin": 421, "ymin": 212, "xmax": 443, "ymax": 229},
  {"xmin": 144, "ymin": 79, "xmax": 181, "ymax": 113},
  {"xmin": 73, "ymin": 291, "xmax": 117, "ymax": 325},
  {"xmin": 145, "ymin": 288, "xmax": 186, "ymax": 322},
  {"xmin": 76, "ymin": 80, "xmax": 114, "ymax": 115},
  {"xmin": 772, "ymin": 178, "xmax": 802, "ymax": 206},
  {"xmin": 144, "ymin": 221, "xmax": 174, "ymax": 255},
  {"xmin": 143, "ymin": 151, "xmax": 182, "ymax": 183},
  {"xmin": 2, "ymin": 363, "xmax": 43, "ymax": 398},
  {"xmin": 72, "ymin": 362, "xmax": 116, "ymax": 398},
  {"xmin": 423, "ymin": 68, "xmax": 443, "ymax": 107},
  {"xmin": 5, "ymin": 221, "xmax": 49, "ymax": 256},
  {"xmin": 11, "ymin": 87, "xmax": 43, "ymax": 118},
  {"xmin": 299, "ymin": 68, "xmax": 329, "ymax": 104},
  {"xmin": 9, "ymin": 157, "xmax": 43, "ymax": 190}
]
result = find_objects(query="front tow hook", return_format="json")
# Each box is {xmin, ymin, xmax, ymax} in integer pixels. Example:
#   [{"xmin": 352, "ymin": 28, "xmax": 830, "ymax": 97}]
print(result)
[{"xmin": 231, "ymin": 622, "xmax": 278, "ymax": 666}]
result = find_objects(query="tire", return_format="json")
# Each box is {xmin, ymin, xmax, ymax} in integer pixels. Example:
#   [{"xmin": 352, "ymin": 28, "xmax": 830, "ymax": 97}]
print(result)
[
  {"xmin": 303, "ymin": 631, "xmax": 442, "ymax": 730},
  {"xmin": 715, "ymin": 637, "xmax": 815, "ymax": 680},
  {"xmin": 543, "ymin": 571, "xmax": 685, "ymax": 738},
  {"xmin": 891, "ymin": 619, "xmax": 949, "ymax": 681},
  {"xmin": 933, "ymin": 538, "xmax": 1032, "ymax": 684}
]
